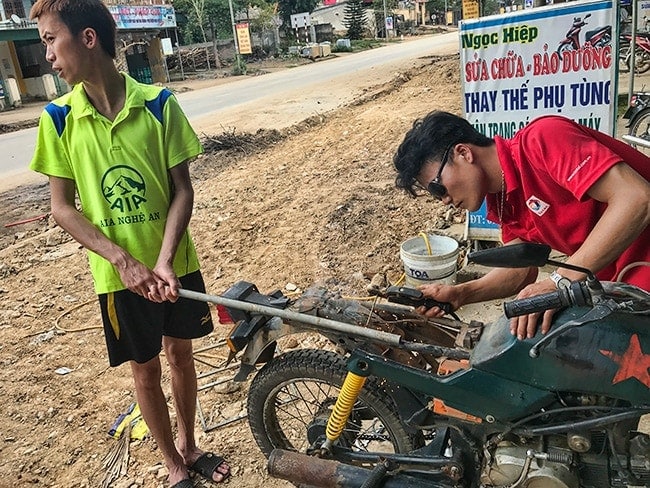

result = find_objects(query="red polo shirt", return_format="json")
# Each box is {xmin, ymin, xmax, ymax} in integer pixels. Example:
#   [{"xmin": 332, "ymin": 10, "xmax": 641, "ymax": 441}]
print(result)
[{"xmin": 486, "ymin": 115, "xmax": 650, "ymax": 290}]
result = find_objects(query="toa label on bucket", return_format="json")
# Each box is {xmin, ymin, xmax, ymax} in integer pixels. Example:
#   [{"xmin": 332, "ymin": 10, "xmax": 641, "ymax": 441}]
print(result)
[{"xmin": 400, "ymin": 234, "xmax": 459, "ymax": 287}]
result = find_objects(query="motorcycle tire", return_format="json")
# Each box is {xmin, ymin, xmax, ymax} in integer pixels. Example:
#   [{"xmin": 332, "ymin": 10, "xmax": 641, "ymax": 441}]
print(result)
[
  {"xmin": 627, "ymin": 107, "xmax": 650, "ymax": 156},
  {"xmin": 247, "ymin": 348, "xmax": 424, "ymax": 460},
  {"xmin": 626, "ymin": 47, "xmax": 650, "ymax": 74},
  {"xmin": 619, "ymin": 42, "xmax": 631, "ymax": 72}
]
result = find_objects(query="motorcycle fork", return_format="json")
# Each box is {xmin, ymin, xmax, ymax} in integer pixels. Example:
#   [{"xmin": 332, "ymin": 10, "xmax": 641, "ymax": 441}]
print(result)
[{"xmin": 321, "ymin": 370, "xmax": 369, "ymax": 452}]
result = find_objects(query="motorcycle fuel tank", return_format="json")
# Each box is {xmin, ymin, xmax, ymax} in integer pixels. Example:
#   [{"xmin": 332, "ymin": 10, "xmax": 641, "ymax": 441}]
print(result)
[{"xmin": 471, "ymin": 308, "xmax": 650, "ymax": 405}]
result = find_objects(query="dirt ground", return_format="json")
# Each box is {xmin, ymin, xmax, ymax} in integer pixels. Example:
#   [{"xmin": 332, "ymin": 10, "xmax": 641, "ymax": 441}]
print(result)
[{"xmin": 0, "ymin": 46, "xmax": 501, "ymax": 488}]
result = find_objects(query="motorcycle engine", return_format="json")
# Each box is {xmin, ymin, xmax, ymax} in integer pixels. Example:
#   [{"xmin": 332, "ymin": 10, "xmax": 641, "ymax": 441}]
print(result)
[
  {"xmin": 480, "ymin": 431, "xmax": 650, "ymax": 488},
  {"xmin": 480, "ymin": 440, "xmax": 578, "ymax": 488}
]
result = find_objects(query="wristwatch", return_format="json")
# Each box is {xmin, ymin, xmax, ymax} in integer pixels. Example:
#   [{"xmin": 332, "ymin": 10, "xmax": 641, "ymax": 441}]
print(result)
[{"xmin": 550, "ymin": 271, "xmax": 571, "ymax": 290}]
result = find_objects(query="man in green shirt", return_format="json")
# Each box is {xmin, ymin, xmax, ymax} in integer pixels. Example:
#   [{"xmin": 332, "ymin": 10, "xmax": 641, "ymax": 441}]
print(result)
[{"xmin": 29, "ymin": 0, "xmax": 230, "ymax": 486}]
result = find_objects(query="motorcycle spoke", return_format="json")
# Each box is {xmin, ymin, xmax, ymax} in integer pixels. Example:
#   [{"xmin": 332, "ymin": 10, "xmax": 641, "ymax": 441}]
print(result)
[
  {"xmin": 270, "ymin": 379, "xmax": 398, "ymax": 454},
  {"xmin": 274, "ymin": 380, "xmax": 335, "ymax": 420},
  {"xmin": 628, "ymin": 108, "xmax": 650, "ymax": 156},
  {"xmin": 248, "ymin": 350, "xmax": 423, "ymax": 459}
]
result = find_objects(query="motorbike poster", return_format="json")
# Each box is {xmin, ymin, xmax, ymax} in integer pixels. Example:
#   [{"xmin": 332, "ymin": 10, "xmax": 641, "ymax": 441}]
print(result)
[{"xmin": 459, "ymin": 0, "xmax": 618, "ymax": 138}]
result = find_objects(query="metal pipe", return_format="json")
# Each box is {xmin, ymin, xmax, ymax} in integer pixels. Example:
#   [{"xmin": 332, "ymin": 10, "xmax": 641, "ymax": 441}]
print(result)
[
  {"xmin": 267, "ymin": 449, "xmax": 440, "ymax": 488},
  {"xmin": 178, "ymin": 288, "xmax": 402, "ymax": 346},
  {"xmin": 629, "ymin": 0, "xmax": 638, "ymax": 104},
  {"xmin": 622, "ymin": 134, "xmax": 650, "ymax": 147}
]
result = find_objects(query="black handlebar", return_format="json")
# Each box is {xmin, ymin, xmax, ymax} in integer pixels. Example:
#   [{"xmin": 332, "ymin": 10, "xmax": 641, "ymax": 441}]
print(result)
[
  {"xmin": 385, "ymin": 286, "xmax": 452, "ymax": 313},
  {"xmin": 504, "ymin": 281, "xmax": 592, "ymax": 318}
]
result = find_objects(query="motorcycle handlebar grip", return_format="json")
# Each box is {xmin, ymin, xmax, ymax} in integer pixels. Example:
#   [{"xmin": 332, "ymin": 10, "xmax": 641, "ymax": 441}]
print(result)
[{"xmin": 504, "ymin": 290, "xmax": 568, "ymax": 318}]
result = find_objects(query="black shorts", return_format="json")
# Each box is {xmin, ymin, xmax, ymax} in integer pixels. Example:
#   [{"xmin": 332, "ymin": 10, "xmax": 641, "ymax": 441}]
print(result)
[{"xmin": 98, "ymin": 271, "xmax": 214, "ymax": 367}]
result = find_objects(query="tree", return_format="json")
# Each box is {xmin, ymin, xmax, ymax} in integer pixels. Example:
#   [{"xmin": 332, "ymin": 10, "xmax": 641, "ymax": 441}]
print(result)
[
  {"xmin": 175, "ymin": 0, "xmax": 261, "ymax": 44},
  {"xmin": 372, "ymin": 0, "xmax": 397, "ymax": 38},
  {"xmin": 343, "ymin": 0, "xmax": 368, "ymax": 40}
]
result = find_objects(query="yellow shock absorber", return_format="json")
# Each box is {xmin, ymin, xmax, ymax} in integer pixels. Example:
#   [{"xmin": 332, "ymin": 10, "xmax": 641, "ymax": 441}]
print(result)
[{"xmin": 325, "ymin": 371, "xmax": 367, "ymax": 443}]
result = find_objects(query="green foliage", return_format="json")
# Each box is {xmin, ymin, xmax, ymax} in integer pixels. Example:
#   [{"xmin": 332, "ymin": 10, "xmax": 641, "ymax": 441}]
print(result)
[
  {"xmin": 343, "ymin": 0, "xmax": 368, "ymax": 40},
  {"xmin": 351, "ymin": 38, "xmax": 383, "ymax": 49},
  {"xmin": 247, "ymin": 2, "xmax": 278, "ymax": 33},
  {"xmin": 480, "ymin": 0, "xmax": 501, "ymax": 16},
  {"xmin": 231, "ymin": 56, "xmax": 247, "ymax": 75},
  {"xmin": 174, "ymin": 0, "xmax": 257, "ymax": 43}
]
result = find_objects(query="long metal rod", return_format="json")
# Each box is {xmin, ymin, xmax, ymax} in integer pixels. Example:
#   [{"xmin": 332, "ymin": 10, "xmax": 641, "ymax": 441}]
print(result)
[
  {"xmin": 622, "ymin": 133, "xmax": 650, "ymax": 147},
  {"xmin": 628, "ymin": 0, "xmax": 638, "ymax": 104},
  {"xmin": 178, "ymin": 288, "xmax": 402, "ymax": 346}
]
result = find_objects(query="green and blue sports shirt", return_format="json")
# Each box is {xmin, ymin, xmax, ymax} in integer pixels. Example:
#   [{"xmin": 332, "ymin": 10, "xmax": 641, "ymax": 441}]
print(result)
[{"xmin": 30, "ymin": 74, "xmax": 204, "ymax": 294}]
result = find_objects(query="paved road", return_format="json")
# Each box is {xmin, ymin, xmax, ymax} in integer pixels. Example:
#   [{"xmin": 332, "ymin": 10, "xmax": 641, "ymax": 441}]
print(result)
[{"xmin": 0, "ymin": 32, "xmax": 459, "ymax": 191}]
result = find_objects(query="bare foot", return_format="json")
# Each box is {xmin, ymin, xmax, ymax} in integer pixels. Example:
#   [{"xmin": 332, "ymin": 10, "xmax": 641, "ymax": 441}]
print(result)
[{"xmin": 167, "ymin": 463, "xmax": 191, "ymax": 487}]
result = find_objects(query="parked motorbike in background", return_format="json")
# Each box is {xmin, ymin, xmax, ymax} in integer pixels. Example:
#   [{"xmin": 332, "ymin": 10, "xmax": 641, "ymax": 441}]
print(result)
[
  {"xmin": 557, "ymin": 13, "xmax": 612, "ymax": 54},
  {"xmin": 622, "ymin": 91, "xmax": 650, "ymax": 156},
  {"xmin": 619, "ymin": 32, "xmax": 650, "ymax": 74}
]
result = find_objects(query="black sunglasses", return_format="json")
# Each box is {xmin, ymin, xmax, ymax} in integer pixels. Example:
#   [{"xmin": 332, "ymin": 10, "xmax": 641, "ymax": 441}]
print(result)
[{"xmin": 424, "ymin": 143, "xmax": 454, "ymax": 200}]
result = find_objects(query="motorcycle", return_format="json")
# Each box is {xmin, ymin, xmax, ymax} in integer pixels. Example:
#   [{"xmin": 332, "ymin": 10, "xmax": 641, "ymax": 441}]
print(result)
[
  {"xmin": 557, "ymin": 13, "xmax": 612, "ymax": 54},
  {"xmin": 622, "ymin": 91, "xmax": 650, "ymax": 156},
  {"xmin": 180, "ymin": 243, "xmax": 649, "ymax": 487},
  {"xmin": 619, "ymin": 32, "xmax": 650, "ymax": 74}
]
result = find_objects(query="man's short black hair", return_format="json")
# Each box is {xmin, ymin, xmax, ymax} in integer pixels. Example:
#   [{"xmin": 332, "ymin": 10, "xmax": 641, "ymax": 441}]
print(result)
[{"xmin": 394, "ymin": 111, "xmax": 493, "ymax": 197}]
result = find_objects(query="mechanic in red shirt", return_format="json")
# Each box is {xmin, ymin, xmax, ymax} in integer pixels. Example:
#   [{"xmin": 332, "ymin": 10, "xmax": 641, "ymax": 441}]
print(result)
[{"xmin": 394, "ymin": 111, "xmax": 650, "ymax": 340}]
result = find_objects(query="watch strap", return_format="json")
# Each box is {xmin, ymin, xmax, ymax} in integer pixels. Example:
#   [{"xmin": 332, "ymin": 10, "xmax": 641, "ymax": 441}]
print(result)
[{"xmin": 550, "ymin": 271, "xmax": 570, "ymax": 289}]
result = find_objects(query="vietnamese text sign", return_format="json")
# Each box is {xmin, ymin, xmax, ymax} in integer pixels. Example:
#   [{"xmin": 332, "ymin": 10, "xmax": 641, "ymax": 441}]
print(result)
[
  {"xmin": 108, "ymin": 6, "xmax": 177, "ymax": 29},
  {"xmin": 460, "ymin": 0, "xmax": 617, "ymax": 138},
  {"xmin": 236, "ymin": 23, "xmax": 253, "ymax": 54},
  {"xmin": 463, "ymin": 0, "xmax": 479, "ymax": 20}
]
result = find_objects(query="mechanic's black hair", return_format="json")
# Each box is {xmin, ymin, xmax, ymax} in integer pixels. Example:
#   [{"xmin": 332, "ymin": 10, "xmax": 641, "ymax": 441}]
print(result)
[{"xmin": 394, "ymin": 111, "xmax": 494, "ymax": 196}]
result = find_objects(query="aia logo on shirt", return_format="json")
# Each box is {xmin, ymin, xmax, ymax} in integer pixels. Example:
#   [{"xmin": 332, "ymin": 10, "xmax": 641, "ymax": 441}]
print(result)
[
  {"xmin": 101, "ymin": 165, "xmax": 147, "ymax": 212},
  {"xmin": 526, "ymin": 195, "xmax": 550, "ymax": 217}
]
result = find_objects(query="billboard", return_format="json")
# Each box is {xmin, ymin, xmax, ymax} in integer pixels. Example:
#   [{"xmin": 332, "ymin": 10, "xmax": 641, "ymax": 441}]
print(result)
[
  {"xmin": 460, "ymin": 0, "xmax": 617, "ymax": 137},
  {"xmin": 236, "ymin": 23, "xmax": 253, "ymax": 54},
  {"xmin": 108, "ymin": 6, "xmax": 177, "ymax": 29}
]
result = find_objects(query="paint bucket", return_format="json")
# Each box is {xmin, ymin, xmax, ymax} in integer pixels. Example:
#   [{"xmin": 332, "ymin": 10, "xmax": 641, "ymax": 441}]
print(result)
[{"xmin": 400, "ymin": 234, "xmax": 459, "ymax": 287}]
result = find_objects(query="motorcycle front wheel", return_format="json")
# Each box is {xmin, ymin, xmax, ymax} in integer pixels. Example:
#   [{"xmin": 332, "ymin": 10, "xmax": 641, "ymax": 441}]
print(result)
[
  {"xmin": 628, "ymin": 107, "xmax": 650, "ymax": 156},
  {"xmin": 247, "ymin": 348, "xmax": 424, "ymax": 460},
  {"xmin": 619, "ymin": 42, "xmax": 631, "ymax": 72},
  {"xmin": 626, "ymin": 47, "xmax": 650, "ymax": 74}
]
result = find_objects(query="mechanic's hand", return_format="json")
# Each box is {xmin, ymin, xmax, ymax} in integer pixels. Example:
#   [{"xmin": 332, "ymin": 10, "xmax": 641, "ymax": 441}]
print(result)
[
  {"xmin": 510, "ymin": 279, "xmax": 557, "ymax": 340},
  {"xmin": 416, "ymin": 283, "xmax": 460, "ymax": 317}
]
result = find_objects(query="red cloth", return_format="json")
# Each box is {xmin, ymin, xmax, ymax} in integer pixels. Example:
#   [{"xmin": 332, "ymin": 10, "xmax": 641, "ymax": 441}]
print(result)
[{"xmin": 486, "ymin": 115, "xmax": 650, "ymax": 290}]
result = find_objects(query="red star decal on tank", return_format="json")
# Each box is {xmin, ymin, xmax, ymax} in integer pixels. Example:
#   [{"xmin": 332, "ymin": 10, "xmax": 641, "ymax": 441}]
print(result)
[{"xmin": 599, "ymin": 334, "xmax": 650, "ymax": 388}]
